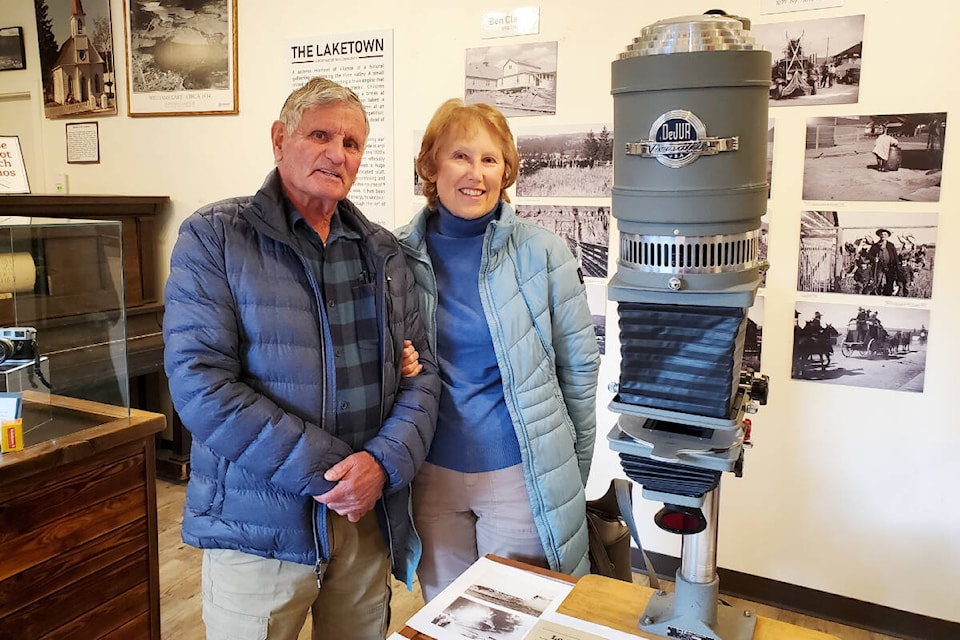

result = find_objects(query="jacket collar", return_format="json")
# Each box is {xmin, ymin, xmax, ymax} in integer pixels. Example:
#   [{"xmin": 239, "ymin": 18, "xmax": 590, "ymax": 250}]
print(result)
[
  {"xmin": 244, "ymin": 169, "xmax": 394, "ymax": 255},
  {"xmin": 399, "ymin": 200, "xmax": 518, "ymax": 254}
]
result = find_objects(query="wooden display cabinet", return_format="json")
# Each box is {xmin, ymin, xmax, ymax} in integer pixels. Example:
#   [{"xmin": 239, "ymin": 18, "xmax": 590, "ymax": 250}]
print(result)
[{"xmin": 0, "ymin": 393, "xmax": 166, "ymax": 639}]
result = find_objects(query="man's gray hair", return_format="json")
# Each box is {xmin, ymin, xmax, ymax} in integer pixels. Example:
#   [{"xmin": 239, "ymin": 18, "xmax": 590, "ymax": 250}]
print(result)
[{"xmin": 277, "ymin": 77, "xmax": 370, "ymax": 137}]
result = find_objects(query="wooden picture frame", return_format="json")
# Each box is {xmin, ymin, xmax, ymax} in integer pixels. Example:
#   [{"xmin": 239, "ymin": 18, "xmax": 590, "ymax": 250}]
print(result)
[
  {"xmin": 123, "ymin": 0, "xmax": 239, "ymax": 117},
  {"xmin": 0, "ymin": 26, "xmax": 26, "ymax": 72}
]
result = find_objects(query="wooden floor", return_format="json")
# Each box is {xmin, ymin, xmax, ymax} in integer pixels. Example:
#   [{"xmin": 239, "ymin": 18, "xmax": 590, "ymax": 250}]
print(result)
[{"xmin": 157, "ymin": 478, "xmax": 900, "ymax": 639}]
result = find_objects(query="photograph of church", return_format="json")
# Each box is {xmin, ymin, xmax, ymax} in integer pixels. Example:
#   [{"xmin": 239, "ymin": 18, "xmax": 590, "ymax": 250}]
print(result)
[{"xmin": 34, "ymin": 0, "xmax": 117, "ymax": 118}]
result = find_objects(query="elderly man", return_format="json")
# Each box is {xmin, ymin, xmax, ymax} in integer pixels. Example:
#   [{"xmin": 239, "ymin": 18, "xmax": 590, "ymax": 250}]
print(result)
[{"xmin": 163, "ymin": 77, "xmax": 439, "ymax": 640}]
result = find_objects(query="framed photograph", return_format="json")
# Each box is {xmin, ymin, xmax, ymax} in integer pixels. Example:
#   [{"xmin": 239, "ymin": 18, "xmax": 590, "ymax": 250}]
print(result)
[
  {"xmin": 515, "ymin": 124, "xmax": 613, "ymax": 197},
  {"xmin": 0, "ymin": 136, "xmax": 30, "ymax": 194},
  {"xmin": 0, "ymin": 26, "xmax": 26, "ymax": 71},
  {"xmin": 797, "ymin": 210, "xmax": 937, "ymax": 299},
  {"xmin": 803, "ymin": 112, "xmax": 947, "ymax": 202},
  {"xmin": 753, "ymin": 15, "xmax": 864, "ymax": 107},
  {"xmin": 123, "ymin": 0, "xmax": 238, "ymax": 117},
  {"xmin": 465, "ymin": 41, "xmax": 557, "ymax": 117},
  {"xmin": 33, "ymin": 0, "xmax": 119, "ymax": 119},
  {"xmin": 66, "ymin": 121, "xmax": 101, "ymax": 164}
]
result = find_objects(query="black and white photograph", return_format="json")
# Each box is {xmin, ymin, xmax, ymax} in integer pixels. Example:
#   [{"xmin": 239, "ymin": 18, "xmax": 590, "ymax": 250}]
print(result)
[
  {"xmin": 585, "ymin": 281, "xmax": 607, "ymax": 356},
  {"xmin": 33, "ymin": 0, "xmax": 118, "ymax": 118},
  {"xmin": 516, "ymin": 125, "xmax": 613, "ymax": 197},
  {"xmin": 767, "ymin": 118, "xmax": 775, "ymax": 196},
  {"xmin": 792, "ymin": 300, "xmax": 929, "ymax": 392},
  {"xmin": 431, "ymin": 596, "xmax": 528, "ymax": 640},
  {"xmin": 798, "ymin": 210, "xmax": 937, "ymax": 299},
  {"xmin": 515, "ymin": 205, "xmax": 610, "ymax": 278},
  {"xmin": 803, "ymin": 113, "xmax": 946, "ymax": 202},
  {"xmin": 404, "ymin": 556, "xmax": 574, "ymax": 640},
  {"xmin": 744, "ymin": 295, "xmax": 764, "ymax": 372},
  {"xmin": 124, "ymin": 0, "xmax": 238, "ymax": 116},
  {"xmin": 0, "ymin": 27, "xmax": 27, "ymax": 71},
  {"xmin": 759, "ymin": 213, "xmax": 770, "ymax": 289},
  {"xmin": 464, "ymin": 584, "xmax": 553, "ymax": 618},
  {"xmin": 465, "ymin": 41, "xmax": 557, "ymax": 117},
  {"xmin": 753, "ymin": 14, "xmax": 864, "ymax": 106},
  {"xmin": 413, "ymin": 129, "xmax": 424, "ymax": 196}
]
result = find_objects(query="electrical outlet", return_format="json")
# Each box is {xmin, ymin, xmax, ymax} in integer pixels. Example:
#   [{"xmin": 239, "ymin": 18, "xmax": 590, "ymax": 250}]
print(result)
[{"xmin": 53, "ymin": 173, "xmax": 69, "ymax": 194}]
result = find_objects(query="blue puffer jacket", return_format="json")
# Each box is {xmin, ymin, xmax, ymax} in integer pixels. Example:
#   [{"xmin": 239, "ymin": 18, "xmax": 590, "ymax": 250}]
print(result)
[
  {"xmin": 163, "ymin": 170, "xmax": 440, "ymax": 588},
  {"xmin": 395, "ymin": 202, "xmax": 600, "ymax": 576}
]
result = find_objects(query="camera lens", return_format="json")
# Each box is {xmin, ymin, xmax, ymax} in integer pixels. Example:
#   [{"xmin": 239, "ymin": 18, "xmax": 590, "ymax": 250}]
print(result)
[{"xmin": 0, "ymin": 338, "xmax": 14, "ymax": 364}]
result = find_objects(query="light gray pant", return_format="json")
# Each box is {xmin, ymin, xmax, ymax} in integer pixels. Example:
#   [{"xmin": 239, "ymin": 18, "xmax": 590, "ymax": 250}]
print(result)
[
  {"xmin": 201, "ymin": 510, "xmax": 391, "ymax": 640},
  {"xmin": 412, "ymin": 462, "xmax": 548, "ymax": 602}
]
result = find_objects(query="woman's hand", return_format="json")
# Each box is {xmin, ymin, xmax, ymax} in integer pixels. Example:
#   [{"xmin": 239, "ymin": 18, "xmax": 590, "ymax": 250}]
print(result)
[{"xmin": 401, "ymin": 339, "xmax": 423, "ymax": 377}]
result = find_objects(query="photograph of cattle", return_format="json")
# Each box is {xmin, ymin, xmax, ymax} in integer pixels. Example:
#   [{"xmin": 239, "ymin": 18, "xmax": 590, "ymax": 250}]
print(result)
[
  {"xmin": 802, "ymin": 112, "xmax": 946, "ymax": 202},
  {"xmin": 464, "ymin": 41, "xmax": 557, "ymax": 117},
  {"xmin": 797, "ymin": 210, "xmax": 937, "ymax": 299},
  {"xmin": 792, "ymin": 300, "xmax": 928, "ymax": 392},
  {"xmin": 514, "ymin": 204, "xmax": 609, "ymax": 278},
  {"xmin": 515, "ymin": 125, "xmax": 613, "ymax": 197},
  {"xmin": 752, "ymin": 15, "xmax": 864, "ymax": 107}
]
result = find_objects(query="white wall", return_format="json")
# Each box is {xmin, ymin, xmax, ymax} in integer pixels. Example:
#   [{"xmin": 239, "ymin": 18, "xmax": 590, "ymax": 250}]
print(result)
[{"xmin": 3, "ymin": 0, "xmax": 958, "ymax": 624}]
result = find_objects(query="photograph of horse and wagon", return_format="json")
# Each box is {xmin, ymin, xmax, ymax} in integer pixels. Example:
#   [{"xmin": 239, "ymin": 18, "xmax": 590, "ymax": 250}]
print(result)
[
  {"xmin": 797, "ymin": 210, "xmax": 937, "ymax": 300},
  {"xmin": 792, "ymin": 301, "xmax": 929, "ymax": 393}
]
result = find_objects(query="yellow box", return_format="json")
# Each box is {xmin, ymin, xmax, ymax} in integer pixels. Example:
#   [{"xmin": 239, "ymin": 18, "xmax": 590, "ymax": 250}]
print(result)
[{"xmin": 1, "ymin": 419, "xmax": 23, "ymax": 453}]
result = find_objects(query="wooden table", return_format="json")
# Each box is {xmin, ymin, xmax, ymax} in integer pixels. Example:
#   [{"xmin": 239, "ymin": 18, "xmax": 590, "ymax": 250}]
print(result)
[
  {"xmin": 0, "ymin": 393, "xmax": 166, "ymax": 640},
  {"xmin": 558, "ymin": 574, "xmax": 841, "ymax": 640},
  {"xmin": 400, "ymin": 556, "xmax": 840, "ymax": 640}
]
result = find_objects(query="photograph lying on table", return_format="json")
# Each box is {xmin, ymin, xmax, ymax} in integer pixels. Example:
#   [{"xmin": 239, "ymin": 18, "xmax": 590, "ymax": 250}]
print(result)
[
  {"xmin": 803, "ymin": 112, "xmax": 946, "ymax": 202},
  {"xmin": 516, "ymin": 125, "xmax": 613, "ymax": 197},
  {"xmin": 33, "ymin": 0, "xmax": 118, "ymax": 118},
  {"xmin": 465, "ymin": 41, "xmax": 557, "ymax": 117},
  {"xmin": 752, "ymin": 14, "xmax": 864, "ymax": 107},
  {"xmin": 798, "ymin": 210, "xmax": 937, "ymax": 299},
  {"xmin": 404, "ymin": 556, "xmax": 574, "ymax": 640},
  {"xmin": 792, "ymin": 300, "xmax": 929, "ymax": 392}
]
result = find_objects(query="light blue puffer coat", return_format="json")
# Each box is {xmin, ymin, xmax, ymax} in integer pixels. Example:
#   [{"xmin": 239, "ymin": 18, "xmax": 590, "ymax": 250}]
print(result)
[{"xmin": 395, "ymin": 202, "xmax": 600, "ymax": 576}]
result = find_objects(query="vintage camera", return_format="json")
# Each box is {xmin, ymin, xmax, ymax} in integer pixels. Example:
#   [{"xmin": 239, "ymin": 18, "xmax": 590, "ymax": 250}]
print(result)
[{"xmin": 0, "ymin": 327, "xmax": 38, "ymax": 364}]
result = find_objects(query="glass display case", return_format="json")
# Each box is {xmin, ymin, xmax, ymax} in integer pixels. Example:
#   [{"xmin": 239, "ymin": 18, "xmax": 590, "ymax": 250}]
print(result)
[{"xmin": 0, "ymin": 217, "xmax": 128, "ymax": 447}]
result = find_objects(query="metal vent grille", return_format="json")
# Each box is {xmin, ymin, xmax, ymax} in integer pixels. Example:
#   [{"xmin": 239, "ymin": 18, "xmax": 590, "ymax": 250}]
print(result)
[
  {"xmin": 619, "ymin": 15, "xmax": 758, "ymax": 59},
  {"xmin": 619, "ymin": 229, "xmax": 761, "ymax": 274}
]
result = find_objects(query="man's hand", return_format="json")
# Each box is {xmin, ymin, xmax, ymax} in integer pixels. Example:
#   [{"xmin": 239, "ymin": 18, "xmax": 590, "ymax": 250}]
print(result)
[
  {"xmin": 401, "ymin": 339, "xmax": 423, "ymax": 377},
  {"xmin": 313, "ymin": 451, "xmax": 387, "ymax": 522}
]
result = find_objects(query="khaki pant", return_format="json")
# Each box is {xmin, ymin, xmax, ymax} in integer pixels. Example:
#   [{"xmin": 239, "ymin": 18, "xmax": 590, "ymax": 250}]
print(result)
[
  {"xmin": 413, "ymin": 463, "xmax": 548, "ymax": 602},
  {"xmin": 201, "ymin": 510, "xmax": 391, "ymax": 640}
]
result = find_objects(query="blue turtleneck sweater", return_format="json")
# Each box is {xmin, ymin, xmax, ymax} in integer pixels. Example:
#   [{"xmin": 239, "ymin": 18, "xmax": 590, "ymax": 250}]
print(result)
[{"xmin": 424, "ymin": 202, "xmax": 521, "ymax": 473}]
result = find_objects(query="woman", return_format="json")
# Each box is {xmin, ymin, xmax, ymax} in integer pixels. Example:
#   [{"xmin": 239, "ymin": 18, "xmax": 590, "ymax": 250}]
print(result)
[{"xmin": 396, "ymin": 99, "xmax": 600, "ymax": 601}]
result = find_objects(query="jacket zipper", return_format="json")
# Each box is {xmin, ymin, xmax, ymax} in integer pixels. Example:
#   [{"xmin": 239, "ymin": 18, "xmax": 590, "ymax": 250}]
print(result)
[
  {"xmin": 373, "ymin": 249, "xmax": 396, "ymax": 569},
  {"xmin": 296, "ymin": 252, "xmax": 333, "ymax": 585}
]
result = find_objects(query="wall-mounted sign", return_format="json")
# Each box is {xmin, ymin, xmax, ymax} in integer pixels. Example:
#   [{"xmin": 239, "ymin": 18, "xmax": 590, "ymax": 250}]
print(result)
[
  {"xmin": 481, "ymin": 7, "xmax": 540, "ymax": 39},
  {"xmin": 0, "ymin": 136, "xmax": 29, "ymax": 194},
  {"xmin": 761, "ymin": 0, "xmax": 843, "ymax": 14}
]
